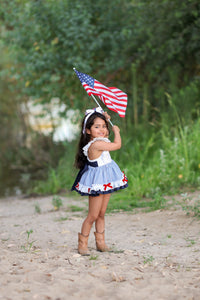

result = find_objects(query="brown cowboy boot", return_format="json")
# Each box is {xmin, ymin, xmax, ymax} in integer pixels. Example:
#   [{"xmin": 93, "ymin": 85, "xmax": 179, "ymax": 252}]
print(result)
[
  {"xmin": 78, "ymin": 233, "xmax": 90, "ymax": 256},
  {"xmin": 94, "ymin": 231, "xmax": 110, "ymax": 252}
]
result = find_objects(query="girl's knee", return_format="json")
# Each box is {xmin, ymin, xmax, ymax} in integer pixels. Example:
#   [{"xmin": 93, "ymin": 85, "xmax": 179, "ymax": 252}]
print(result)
[
  {"xmin": 87, "ymin": 214, "xmax": 99, "ymax": 224},
  {"xmin": 98, "ymin": 211, "xmax": 106, "ymax": 219}
]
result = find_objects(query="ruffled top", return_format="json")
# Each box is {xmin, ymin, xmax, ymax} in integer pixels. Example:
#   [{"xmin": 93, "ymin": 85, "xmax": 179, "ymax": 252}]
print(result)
[{"xmin": 83, "ymin": 137, "xmax": 112, "ymax": 167}]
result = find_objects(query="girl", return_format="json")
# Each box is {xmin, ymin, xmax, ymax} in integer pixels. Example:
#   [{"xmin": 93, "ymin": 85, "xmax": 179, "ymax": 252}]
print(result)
[{"xmin": 71, "ymin": 107, "xmax": 128, "ymax": 255}]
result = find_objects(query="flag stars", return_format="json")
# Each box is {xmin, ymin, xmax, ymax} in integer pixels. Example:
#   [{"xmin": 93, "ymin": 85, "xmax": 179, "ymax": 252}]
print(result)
[{"xmin": 75, "ymin": 70, "xmax": 94, "ymax": 88}]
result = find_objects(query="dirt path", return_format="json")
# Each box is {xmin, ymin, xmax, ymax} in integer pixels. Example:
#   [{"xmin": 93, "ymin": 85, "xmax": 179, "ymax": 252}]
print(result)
[{"xmin": 0, "ymin": 193, "xmax": 200, "ymax": 300}]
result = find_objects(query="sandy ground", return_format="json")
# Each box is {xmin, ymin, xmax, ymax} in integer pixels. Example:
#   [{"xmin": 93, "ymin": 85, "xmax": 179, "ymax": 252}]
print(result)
[{"xmin": 0, "ymin": 192, "xmax": 200, "ymax": 300}]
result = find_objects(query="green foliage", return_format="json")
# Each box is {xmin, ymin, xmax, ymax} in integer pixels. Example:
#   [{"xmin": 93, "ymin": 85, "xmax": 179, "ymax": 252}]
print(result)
[
  {"xmin": 0, "ymin": 42, "xmax": 25, "ymax": 160},
  {"xmin": 1, "ymin": 0, "xmax": 131, "ymax": 111},
  {"xmin": 1, "ymin": 0, "xmax": 200, "ymax": 118},
  {"xmin": 1, "ymin": 0, "xmax": 200, "ymax": 201},
  {"xmin": 130, "ymin": 0, "xmax": 200, "ymax": 80},
  {"xmin": 185, "ymin": 238, "xmax": 196, "ymax": 247},
  {"xmin": 3, "ymin": 0, "xmax": 199, "ymax": 120},
  {"xmin": 181, "ymin": 194, "xmax": 200, "ymax": 218},
  {"xmin": 89, "ymin": 255, "xmax": 98, "ymax": 261},
  {"xmin": 120, "ymin": 114, "xmax": 200, "ymax": 208},
  {"xmin": 33, "ymin": 140, "xmax": 77, "ymax": 194},
  {"xmin": 143, "ymin": 255, "xmax": 155, "ymax": 265},
  {"xmin": 67, "ymin": 205, "xmax": 85, "ymax": 212},
  {"xmin": 52, "ymin": 195, "xmax": 63, "ymax": 210},
  {"xmin": 34, "ymin": 203, "xmax": 41, "ymax": 214},
  {"xmin": 21, "ymin": 229, "xmax": 36, "ymax": 253},
  {"xmin": 33, "ymin": 110, "xmax": 200, "ymax": 213}
]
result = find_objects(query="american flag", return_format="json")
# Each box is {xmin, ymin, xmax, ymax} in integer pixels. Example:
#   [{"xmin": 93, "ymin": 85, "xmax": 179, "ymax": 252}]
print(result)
[{"xmin": 74, "ymin": 69, "xmax": 127, "ymax": 118}]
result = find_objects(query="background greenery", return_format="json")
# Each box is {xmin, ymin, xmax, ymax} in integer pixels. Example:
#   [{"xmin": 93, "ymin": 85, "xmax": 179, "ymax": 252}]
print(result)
[{"xmin": 0, "ymin": 0, "xmax": 200, "ymax": 209}]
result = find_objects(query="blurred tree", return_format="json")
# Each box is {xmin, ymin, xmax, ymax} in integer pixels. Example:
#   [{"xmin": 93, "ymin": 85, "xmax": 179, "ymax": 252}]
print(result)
[
  {"xmin": 1, "ymin": 0, "xmax": 200, "ymax": 195},
  {"xmin": 0, "ymin": 0, "xmax": 132, "ymax": 113},
  {"xmin": 0, "ymin": 41, "xmax": 25, "ymax": 158},
  {"xmin": 1, "ymin": 0, "xmax": 200, "ymax": 125},
  {"xmin": 128, "ymin": 0, "xmax": 200, "ymax": 121}
]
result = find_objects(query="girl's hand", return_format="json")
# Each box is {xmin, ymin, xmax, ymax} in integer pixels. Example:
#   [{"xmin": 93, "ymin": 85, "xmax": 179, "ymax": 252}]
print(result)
[
  {"xmin": 112, "ymin": 125, "xmax": 120, "ymax": 133},
  {"xmin": 103, "ymin": 111, "xmax": 111, "ymax": 122}
]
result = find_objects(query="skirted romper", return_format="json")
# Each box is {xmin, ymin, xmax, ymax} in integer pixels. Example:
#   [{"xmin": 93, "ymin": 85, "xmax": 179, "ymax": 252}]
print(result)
[{"xmin": 71, "ymin": 137, "xmax": 128, "ymax": 196}]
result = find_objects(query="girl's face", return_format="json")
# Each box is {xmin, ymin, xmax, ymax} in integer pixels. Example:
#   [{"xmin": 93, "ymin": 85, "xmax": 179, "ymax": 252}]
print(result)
[{"xmin": 86, "ymin": 117, "xmax": 108, "ymax": 139}]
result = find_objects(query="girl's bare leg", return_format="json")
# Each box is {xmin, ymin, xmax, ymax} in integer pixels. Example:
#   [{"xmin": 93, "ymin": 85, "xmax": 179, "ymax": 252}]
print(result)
[
  {"xmin": 81, "ymin": 194, "xmax": 104, "ymax": 236},
  {"xmin": 95, "ymin": 194, "xmax": 110, "ymax": 233}
]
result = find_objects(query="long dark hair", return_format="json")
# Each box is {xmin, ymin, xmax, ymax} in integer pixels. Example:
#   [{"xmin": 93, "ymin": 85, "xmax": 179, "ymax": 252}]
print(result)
[{"xmin": 74, "ymin": 112, "xmax": 109, "ymax": 169}]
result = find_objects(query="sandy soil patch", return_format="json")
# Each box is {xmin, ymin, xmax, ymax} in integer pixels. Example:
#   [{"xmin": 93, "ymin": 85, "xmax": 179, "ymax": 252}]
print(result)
[{"xmin": 0, "ymin": 192, "xmax": 200, "ymax": 300}]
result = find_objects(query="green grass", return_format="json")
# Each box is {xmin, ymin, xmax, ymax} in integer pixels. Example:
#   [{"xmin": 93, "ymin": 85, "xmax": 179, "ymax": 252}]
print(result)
[
  {"xmin": 67, "ymin": 205, "xmax": 85, "ymax": 212},
  {"xmin": 185, "ymin": 238, "xmax": 196, "ymax": 247},
  {"xmin": 181, "ymin": 198, "xmax": 200, "ymax": 218},
  {"xmin": 34, "ymin": 203, "xmax": 41, "ymax": 214},
  {"xmin": 143, "ymin": 255, "xmax": 155, "ymax": 265},
  {"xmin": 89, "ymin": 255, "xmax": 99, "ymax": 261},
  {"xmin": 52, "ymin": 195, "xmax": 63, "ymax": 210},
  {"xmin": 21, "ymin": 229, "xmax": 36, "ymax": 253},
  {"xmin": 55, "ymin": 216, "xmax": 69, "ymax": 222},
  {"xmin": 32, "ymin": 114, "xmax": 200, "ymax": 214}
]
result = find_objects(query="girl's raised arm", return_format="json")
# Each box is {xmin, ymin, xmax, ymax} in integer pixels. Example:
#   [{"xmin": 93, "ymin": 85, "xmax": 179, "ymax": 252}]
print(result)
[{"xmin": 92, "ymin": 125, "xmax": 121, "ymax": 152}]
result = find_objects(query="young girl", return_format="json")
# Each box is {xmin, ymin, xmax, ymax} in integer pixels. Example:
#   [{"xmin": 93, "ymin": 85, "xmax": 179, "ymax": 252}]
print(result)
[{"xmin": 71, "ymin": 107, "xmax": 128, "ymax": 255}]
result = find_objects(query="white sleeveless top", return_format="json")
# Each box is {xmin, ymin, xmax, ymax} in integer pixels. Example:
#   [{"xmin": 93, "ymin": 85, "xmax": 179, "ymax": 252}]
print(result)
[{"xmin": 83, "ymin": 138, "xmax": 112, "ymax": 167}]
